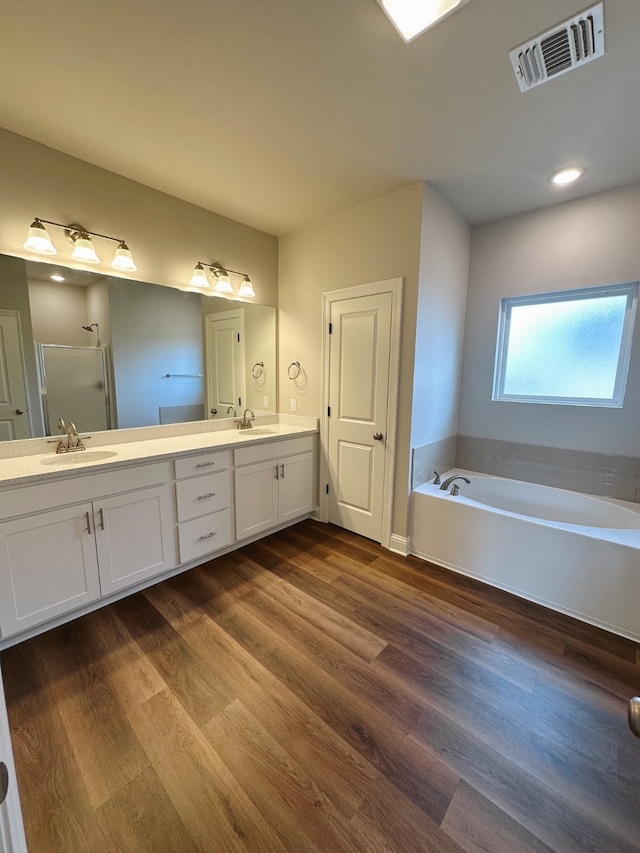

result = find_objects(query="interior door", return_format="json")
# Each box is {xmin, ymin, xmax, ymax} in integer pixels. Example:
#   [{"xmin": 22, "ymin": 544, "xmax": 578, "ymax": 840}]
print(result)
[
  {"xmin": 0, "ymin": 664, "xmax": 28, "ymax": 853},
  {"xmin": 205, "ymin": 310, "xmax": 245, "ymax": 419},
  {"xmin": 327, "ymin": 291, "xmax": 392, "ymax": 541},
  {"xmin": 0, "ymin": 311, "xmax": 30, "ymax": 441}
]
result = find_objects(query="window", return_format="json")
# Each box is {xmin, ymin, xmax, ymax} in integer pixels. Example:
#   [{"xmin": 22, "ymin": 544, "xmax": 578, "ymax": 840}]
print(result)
[{"xmin": 493, "ymin": 282, "xmax": 638, "ymax": 407}]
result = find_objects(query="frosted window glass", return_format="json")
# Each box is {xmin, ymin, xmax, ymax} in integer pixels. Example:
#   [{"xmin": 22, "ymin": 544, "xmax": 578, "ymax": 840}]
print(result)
[{"xmin": 494, "ymin": 283, "xmax": 638, "ymax": 407}]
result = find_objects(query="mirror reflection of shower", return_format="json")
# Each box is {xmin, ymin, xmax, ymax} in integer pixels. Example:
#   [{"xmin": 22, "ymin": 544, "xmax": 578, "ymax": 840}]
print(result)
[{"xmin": 82, "ymin": 322, "xmax": 100, "ymax": 345}]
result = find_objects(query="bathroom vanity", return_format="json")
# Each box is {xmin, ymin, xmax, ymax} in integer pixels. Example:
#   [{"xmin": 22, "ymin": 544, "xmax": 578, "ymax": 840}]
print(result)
[{"xmin": 0, "ymin": 420, "xmax": 316, "ymax": 647}]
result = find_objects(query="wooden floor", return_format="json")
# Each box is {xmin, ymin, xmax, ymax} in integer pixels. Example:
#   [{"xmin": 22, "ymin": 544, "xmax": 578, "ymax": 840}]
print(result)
[{"xmin": 2, "ymin": 520, "xmax": 640, "ymax": 852}]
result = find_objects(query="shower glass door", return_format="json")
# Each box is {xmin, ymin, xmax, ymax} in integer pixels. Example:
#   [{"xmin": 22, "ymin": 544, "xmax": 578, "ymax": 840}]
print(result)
[{"xmin": 38, "ymin": 344, "xmax": 111, "ymax": 435}]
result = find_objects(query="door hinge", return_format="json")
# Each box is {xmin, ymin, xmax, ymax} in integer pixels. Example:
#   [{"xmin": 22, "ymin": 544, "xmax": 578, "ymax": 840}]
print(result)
[
  {"xmin": 326, "ymin": 484, "xmax": 329, "ymax": 494},
  {"xmin": 329, "ymin": 322, "xmax": 333, "ymax": 334},
  {"xmin": 237, "ymin": 333, "xmax": 240, "ymax": 342},
  {"xmin": 327, "ymin": 406, "xmax": 331, "ymax": 417}
]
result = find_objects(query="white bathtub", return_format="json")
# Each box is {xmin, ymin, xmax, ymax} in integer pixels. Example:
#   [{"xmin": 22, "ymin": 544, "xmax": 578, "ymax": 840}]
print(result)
[{"xmin": 409, "ymin": 470, "xmax": 640, "ymax": 642}]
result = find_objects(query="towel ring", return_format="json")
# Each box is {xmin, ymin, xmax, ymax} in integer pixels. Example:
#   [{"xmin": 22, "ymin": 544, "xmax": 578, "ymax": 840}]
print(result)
[
  {"xmin": 251, "ymin": 362, "xmax": 264, "ymax": 379},
  {"xmin": 287, "ymin": 361, "xmax": 301, "ymax": 380}
]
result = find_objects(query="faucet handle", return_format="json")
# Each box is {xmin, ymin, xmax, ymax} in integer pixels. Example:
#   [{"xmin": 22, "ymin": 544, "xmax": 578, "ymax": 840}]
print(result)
[{"xmin": 433, "ymin": 471, "xmax": 441, "ymax": 484}]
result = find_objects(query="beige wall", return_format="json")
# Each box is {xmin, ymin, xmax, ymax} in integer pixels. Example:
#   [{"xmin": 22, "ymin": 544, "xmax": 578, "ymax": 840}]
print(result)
[
  {"xmin": 411, "ymin": 184, "xmax": 470, "ymax": 449},
  {"xmin": 279, "ymin": 183, "xmax": 425, "ymax": 538},
  {"xmin": 458, "ymin": 182, "xmax": 640, "ymax": 455},
  {"xmin": 0, "ymin": 128, "xmax": 278, "ymax": 307}
]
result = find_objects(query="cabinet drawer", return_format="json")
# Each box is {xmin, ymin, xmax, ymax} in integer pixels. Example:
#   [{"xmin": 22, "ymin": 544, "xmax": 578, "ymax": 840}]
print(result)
[
  {"xmin": 174, "ymin": 450, "xmax": 231, "ymax": 480},
  {"xmin": 234, "ymin": 435, "xmax": 313, "ymax": 468},
  {"xmin": 175, "ymin": 471, "xmax": 230, "ymax": 522},
  {"xmin": 178, "ymin": 509, "xmax": 232, "ymax": 563}
]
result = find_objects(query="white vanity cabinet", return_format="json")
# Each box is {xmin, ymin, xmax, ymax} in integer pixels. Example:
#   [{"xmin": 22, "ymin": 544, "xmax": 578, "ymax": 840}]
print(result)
[
  {"xmin": 174, "ymin": 450, "xmax": 233, "ymax": 563},
  {"xmin": 234, "ymin": 436, "xmax": 314, "ymax": 540},
  {"xmin": 0, "ymin": 462, "xmax": 176, "ymax": 638}
]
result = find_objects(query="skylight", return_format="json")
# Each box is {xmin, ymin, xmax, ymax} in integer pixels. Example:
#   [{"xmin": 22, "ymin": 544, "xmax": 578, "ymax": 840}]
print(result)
[{"xmin": 376, "ymin": 0, "xmax": 471, "ymax": 43}]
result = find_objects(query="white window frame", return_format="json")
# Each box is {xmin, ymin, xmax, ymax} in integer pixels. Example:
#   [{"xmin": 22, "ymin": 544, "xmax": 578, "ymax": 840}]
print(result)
[{"xmin": 493, "ymin": 282, "xmax": 639, "ymax": 407}]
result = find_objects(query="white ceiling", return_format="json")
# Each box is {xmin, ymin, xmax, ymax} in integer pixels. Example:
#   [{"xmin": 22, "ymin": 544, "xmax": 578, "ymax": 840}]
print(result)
[{"xmin": 1, "ymin": 0, "xmax": 639, "ymax": 236}]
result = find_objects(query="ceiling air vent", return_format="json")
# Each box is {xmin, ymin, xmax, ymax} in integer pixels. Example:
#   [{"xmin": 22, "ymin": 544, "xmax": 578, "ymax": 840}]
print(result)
[{"xmin": 509, "ymin": 3, "xmax": 604, "ymax": 93}]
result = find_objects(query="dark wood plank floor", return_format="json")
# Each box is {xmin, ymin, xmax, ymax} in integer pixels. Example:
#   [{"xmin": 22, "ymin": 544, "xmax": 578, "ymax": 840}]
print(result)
[{"xmin": 3, "ymin": 520, "xmax": 640, "ymax": 852}]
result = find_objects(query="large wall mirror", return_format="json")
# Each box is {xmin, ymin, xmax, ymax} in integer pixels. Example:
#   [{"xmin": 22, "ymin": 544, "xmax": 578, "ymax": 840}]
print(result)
[{"xmin": 0, "ymin": 254, "xmax": 276, "ymax": 441}]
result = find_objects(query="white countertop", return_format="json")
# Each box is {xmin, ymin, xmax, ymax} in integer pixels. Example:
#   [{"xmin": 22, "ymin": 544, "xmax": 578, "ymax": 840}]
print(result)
[{"xmin": 0, "ymin": 421, "xmax": 317, "ymax": 488}]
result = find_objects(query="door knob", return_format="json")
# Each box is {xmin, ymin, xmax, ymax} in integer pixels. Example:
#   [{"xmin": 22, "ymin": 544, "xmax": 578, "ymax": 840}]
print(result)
[
  {"xmin": 15, "ymin": 409, "xmax": 24, "ymax": 415},
  {"xmin": 373, "ymin": 432, "xmax": 384, "ymax": 441},
  {"xmin": 0, "ymin": 761, "xmax": 8, "ymax": 805},
  {"xmin": 210, "ymin": 408, "xmax": 217, "ymax": 415}
]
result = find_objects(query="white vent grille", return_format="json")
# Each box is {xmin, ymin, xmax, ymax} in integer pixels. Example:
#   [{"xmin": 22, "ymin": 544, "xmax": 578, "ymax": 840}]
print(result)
[{"xmin": 509, "ymin": 3, "xmax": 604, "ymax": 93}]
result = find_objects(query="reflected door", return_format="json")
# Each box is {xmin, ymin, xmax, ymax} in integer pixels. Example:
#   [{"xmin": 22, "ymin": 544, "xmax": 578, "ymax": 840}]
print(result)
[
  {"xmin": 327, "ymin": 291, "xmax": 392, "ymax": 541},
  {"xmin": 0, "ymin": 311, "xmax": 30, "ymax": 441},
  {"xmin": 205, "ymin": 310, "xmax": 245, "ymax": 418}
]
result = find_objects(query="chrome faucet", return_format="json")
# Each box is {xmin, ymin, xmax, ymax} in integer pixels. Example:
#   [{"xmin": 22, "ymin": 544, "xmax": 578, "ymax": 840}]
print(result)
[
  {"xmin": 227, "ymin": 405, "xmax": 237, "ymax": 417},
  {"xmin": 439, "ymin": 475, "xmax": 470, "ymax": 492},
  {"xmin": 236, "ymin": 408, "xmax": 255, "ymax": 430},
  {"xmin": 51, "ymin": 417, "xmax": 89, "ymax": 453}
]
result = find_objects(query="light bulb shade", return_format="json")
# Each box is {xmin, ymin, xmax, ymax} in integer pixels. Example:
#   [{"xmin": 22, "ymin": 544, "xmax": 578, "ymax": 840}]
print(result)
[
  {"xmin": 214, "ymin": 271, "xmax": 234, "ymax": 294},
  {"xmin": 190, "ymin": 263, "xmax": 211, "ymax": 288},
  {"xmin": 23, "ymin": 220, "xmax": 57, "ymax": 255},
  {"xmin": 237, "ymin": 276, "xmax": 256, "ymax": 298},
  {"xmin": 70, "ymin": 235, "xmax": 100, "ymax": 264},
  {"xmin": 111, "ymin": 242, "xmax": 137, "ymax": 272}
]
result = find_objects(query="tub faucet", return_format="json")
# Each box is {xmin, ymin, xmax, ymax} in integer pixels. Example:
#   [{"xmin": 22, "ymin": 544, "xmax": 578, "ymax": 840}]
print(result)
[
  {"xmin": 440, "ymin": 475, "xmax": 470, "ymax": 491},
  {"xmin": 227, "ymin": 405, "xmax": 237, "ymax": 417}
]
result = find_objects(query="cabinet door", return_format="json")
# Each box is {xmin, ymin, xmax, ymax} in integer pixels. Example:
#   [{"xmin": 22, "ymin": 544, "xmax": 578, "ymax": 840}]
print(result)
[
  {"xmin": 95, "ymin": 484, "xmax": 176, "ymax": 594},
  {"xmin": 0, "ymin": 503, "xmax": 101, "ymax": 637},
  {"xmin": 235, "ymin": 459, "xmax": 279, "ymax": 540},
  {"xmin": 279, "ymin": 452, "xmax": 314, "ymax": 524}
]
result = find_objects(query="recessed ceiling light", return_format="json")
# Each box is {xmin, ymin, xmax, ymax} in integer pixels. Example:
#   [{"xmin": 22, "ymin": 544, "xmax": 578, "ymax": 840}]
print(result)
[
  {"xmin": 551, "ymin": 167, "xmax": 584, "ymax": 185},
  {"xmin": 376, "ymin": 0, "xmax": 471, "ymax": 43},
  {"xmin": 50, "ymin": 274, "xmax": 65, "ymax": 282}
]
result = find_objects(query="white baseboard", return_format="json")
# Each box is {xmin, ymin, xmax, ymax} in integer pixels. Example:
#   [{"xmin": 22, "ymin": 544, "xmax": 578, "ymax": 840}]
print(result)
[{"xmin": 388, "ymin": 533, "xmax": 408, "ymax": 556}]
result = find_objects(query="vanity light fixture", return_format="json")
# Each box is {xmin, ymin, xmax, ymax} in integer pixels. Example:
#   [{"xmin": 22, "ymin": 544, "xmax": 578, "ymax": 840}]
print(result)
[
  {"xmin": 551, "ymin": 166, "xmax": 584, "ymax": 185},
  {"xmin": 23, "ymin": 218, "xmax": 137, "ymax": 272},
  {"xmin": 376, "ymin": 0, "xmax": 471, "ymax": 43},
  {"xmin": 189, "ymin": 261, "xmax": 255, "ymax": 297}
]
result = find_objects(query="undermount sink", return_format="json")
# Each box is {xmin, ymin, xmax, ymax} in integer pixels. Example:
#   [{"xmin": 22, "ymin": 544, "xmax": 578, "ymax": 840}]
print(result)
[{"xmin": 41, "ymin": 449, "xmax": 118, "ymax": 466}]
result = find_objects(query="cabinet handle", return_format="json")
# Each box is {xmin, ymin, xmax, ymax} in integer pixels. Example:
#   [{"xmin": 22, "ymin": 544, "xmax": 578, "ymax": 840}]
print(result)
[
  {"xmin": 84, "ymin": 511, "xmax": 92, "ymax": 534},
  {"xmin": 0, "ymin": 761, "xmax": 8, "ymax": 805},
  {"xmin": 97, "ymin": 508, "xmax": 105, "ymax": 531},
  {"xmin": 198, "ymin": 531, "xmax": 217, "ymax": 541},
  {"xmin": 196, "ymin": 461, "xmax": 216, "ymax": 469},
  {"xmin": 274, "ymin": 464, "xmax": 280, "ymax": 479},
  {"xmin": 196, "ymin": 492, "xmax": 216, "ymax": 500},
  {"xmin": 280, "ymin": 463, "xmax": 285, "ymax": 479}
]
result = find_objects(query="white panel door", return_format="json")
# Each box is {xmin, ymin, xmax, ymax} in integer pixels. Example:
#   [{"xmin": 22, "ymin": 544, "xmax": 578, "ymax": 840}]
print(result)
[
  {"xmin": 0, "ymin": 664, "xmax": 28, "ymax": 853},
  {"xmin": 205, "ymin": 310, "xmax": 245, "ymax": 418},
  {"xmin": 328, "ymin": 292, "xmax": 392, "ymax": 540},
  {"xmin": 0, "ymin": 311, "xmax": 30, "ymax": 442}
]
